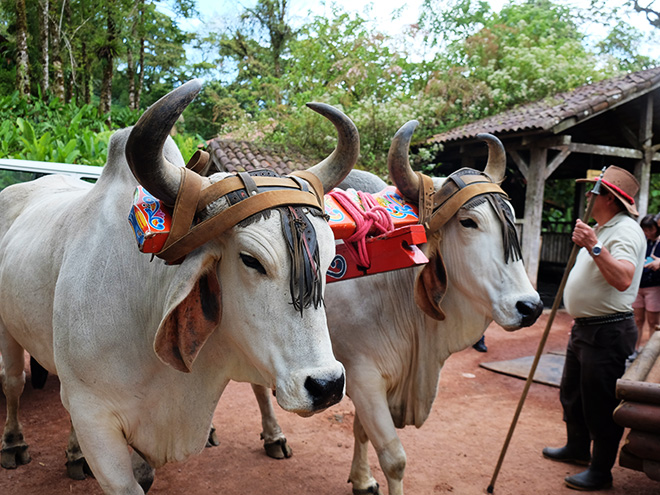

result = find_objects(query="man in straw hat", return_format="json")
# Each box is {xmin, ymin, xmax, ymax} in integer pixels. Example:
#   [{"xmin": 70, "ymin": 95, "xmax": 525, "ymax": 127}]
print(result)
[{"xmin": 542, "ymin": 165, "xmax": 646, "ymax": 491}]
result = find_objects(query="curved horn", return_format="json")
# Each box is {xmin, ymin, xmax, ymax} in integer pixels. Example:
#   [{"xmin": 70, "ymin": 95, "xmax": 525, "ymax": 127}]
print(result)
[
  {"xmin": 305, "ymin": 103, "xmax": 360, "ymax": 193},
  {"xmin": 476, "ymin": 133, "xmax": 506, "ymax": 183},
  {"xmin": 387, "ymin": 120, "xmax": 420, "ymax": 203},
  {"xmin": 125, "ymin": 79, "xmax": 203, "ymax": 206}
]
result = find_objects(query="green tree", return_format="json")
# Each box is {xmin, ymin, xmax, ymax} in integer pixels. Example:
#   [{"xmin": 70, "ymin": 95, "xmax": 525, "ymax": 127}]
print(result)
[{"xmin": 417, "ymin": 0, "xmax": 620, "ymax": 134}]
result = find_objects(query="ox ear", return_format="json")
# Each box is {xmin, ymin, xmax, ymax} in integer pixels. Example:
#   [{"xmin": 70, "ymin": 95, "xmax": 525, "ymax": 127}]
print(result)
[
  {"xmin": 154, "ymin": 259, "xmax": 222, "ymax": 373},
  {"xmin": 414, "ymin": 251, "xmax": 447, "ymax": 321}
]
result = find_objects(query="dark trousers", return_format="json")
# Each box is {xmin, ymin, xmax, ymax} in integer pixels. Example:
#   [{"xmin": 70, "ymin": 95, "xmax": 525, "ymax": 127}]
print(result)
[{"xmin": 559, "ymin": 318, "xmax": 637, "ymax": 472}]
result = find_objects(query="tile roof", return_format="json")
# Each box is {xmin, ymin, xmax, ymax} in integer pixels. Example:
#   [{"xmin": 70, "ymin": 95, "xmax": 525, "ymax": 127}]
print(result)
[
  {"xmin": 205, "ymin": 139, "xmax": 312, "ymax": 176},
  {"xmin": 429, "ymin": 66, "xmax": 660, "ymax": 144}
]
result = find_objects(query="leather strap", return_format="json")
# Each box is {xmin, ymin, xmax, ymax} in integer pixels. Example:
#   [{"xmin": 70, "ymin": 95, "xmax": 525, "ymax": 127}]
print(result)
[
  {"xmin": 290, "ymin": 170, "xmax": 324, "ymax": 206},
  {"xmin": 426, "ymin": 182, "xmax": 505, "ymax": 232},
  {"xmin": 417, "ymin": 172, "xmax": 435, "ymax": 231},
  {"xmin": 154, "ymin": 164, "xmax": 325, "ymax": 264},
  {"xmin": 158, "ymin": 168, "xmax": 203, "ymax": 264},
  {"xmin": 185, "ymin": 150, "xmax": 210, "ymax": 174},
  {"xmin": 197, "ymin": 176, "xmax": 313, "ymax": 212},
  {"xmin": 237, "ymin": 171, "xmax": 259, "ymax": 197},
  {"xmin": 411, "ymin": 171, "xmax": 508, "ymax": 234},
  {"xmin": 157, "ymin": 189, "xmax": 322, "ymax": 263}
]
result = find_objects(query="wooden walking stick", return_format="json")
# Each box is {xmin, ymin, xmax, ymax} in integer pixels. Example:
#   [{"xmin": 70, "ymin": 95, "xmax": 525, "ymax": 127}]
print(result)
[{"xmin": 487, "ymin": 167, "xmax": 607, "ymax": 493}]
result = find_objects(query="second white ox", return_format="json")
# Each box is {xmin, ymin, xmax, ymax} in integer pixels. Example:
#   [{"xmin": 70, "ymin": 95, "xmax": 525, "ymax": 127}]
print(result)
[
  {"xmin": 252, "ymin": 121, "xmax": 544, "ymax": 495},
  {"xmin": 0, "ymin": 81, "xmax": 357, "ymax": 494}
]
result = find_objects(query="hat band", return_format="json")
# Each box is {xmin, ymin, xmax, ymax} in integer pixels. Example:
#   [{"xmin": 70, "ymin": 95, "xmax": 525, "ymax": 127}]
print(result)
[{"xmin": 601, "ymin": 179, "xmax": 635, "ymax": 205}]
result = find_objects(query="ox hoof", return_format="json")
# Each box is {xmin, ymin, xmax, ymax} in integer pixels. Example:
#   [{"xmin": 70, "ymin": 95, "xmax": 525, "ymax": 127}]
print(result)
[
  {"xmin": 1, "ymin": 444, "xmax": 31, "ymax": 469},
  {"xmin": 205, "ymin": 426, "xmax": 220, "ymax": 448},
  {"xmin": 351, "ymin": 483, "xmax": 382, "ymax": 495},
  {"xmin": 66, "ymin": 457, "xmax": 93, "ymax": 480},
  {"xmin": 264, "ymin": 438, "xmax": 292, "ymax": 459}
]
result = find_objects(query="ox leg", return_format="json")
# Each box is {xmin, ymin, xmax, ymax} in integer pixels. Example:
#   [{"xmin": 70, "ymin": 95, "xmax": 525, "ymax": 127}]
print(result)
[
  {"xmin": 251, "ymin": 383, "xmax": 292, "ymax": 459},
  {"xmin": 348, "ymin": 412, "xmax": 382, "ymax": 495},
  {"xmin": 66, "ymin": 422, "xmax": 93, "ymax": 480},
  {"xmin": 349, "ymin": 381, "xmax": 406, "ymax": 495},
  {"xmin": 0, "ymin": 333, "xmax": 31, "ymax": 469},
  {"xmin": 131, "ymin": 450, "xmax": 155, "ymax": 493},
  {"xmin": 65, "ymin": 422, "xmax": 154, "ymax": 492},
  {"xmin": 206, "ymin": 424, "xmax": 220, "ymax": 447},
  {"xmin": 66, "ymin": 404, "xmax": 146, "ymax": 495}
]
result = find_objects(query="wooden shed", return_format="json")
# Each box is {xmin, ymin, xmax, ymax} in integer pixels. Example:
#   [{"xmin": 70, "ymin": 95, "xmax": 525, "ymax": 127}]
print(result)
[{"xmin": 426, "ymin": 67, "xmax": 660, "ymax": 286}]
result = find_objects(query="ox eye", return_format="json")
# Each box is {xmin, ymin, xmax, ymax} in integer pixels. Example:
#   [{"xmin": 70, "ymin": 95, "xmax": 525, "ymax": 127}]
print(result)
[
  {"xmin": 460, "ymin": 218, "xmax": 478, "ymax": 229},
  {"xmin": 240, "ymin": 253, "xmax": 266, "ymax": 275}
]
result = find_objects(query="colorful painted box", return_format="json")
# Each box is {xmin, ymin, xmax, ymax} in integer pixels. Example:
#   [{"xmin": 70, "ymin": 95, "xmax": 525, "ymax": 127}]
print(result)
[
  {"xmin": 325, "ymin": 186, "xmax": 420, "ymax": 240},
  {"xmin": 326, "ymin": 225, "xmax": 428, "ymax": 283},
  {"xmin": 128, "ymin": 186, "xmax": 172, "ymax": 253}
]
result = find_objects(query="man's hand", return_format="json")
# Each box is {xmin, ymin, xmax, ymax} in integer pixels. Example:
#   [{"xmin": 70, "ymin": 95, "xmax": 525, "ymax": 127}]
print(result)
[{"xmin": 572, "ymin": 219, "xmax": 598, "ymax": 252}]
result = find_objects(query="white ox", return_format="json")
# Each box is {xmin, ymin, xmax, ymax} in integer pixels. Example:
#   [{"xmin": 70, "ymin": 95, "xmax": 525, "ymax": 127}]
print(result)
[
  {"xmin": 251, "ymin": 121, "xmax": 544, "ymax": 494},
  {"xmin": 0, "ymin": 80, "xmax": 359, "ymax": 494}
]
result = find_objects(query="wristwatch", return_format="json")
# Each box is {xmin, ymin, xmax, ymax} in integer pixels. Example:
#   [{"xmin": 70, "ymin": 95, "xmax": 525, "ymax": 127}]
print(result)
[{"xmin": 590, "ymin": 241, "xmax": 603, "ymax": 257}]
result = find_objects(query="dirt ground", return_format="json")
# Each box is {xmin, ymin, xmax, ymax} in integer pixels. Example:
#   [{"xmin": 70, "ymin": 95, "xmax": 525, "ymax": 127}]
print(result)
[{"xmin": 1, "ymin": 309, "xmax": 659, "ymax": 495}]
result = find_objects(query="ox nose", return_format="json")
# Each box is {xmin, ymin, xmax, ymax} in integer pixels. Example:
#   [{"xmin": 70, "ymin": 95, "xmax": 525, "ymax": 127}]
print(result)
[
  {"xmin": 304, "ymin": 374, "xmax": 345, "ymax": 410},
  {"xmin": 517, "ymin": 299, "xmax": 544, "ymax": 327}
]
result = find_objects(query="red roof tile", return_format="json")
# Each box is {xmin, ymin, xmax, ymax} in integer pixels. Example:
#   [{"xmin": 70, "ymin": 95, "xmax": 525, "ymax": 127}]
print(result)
[
  {"xmin": 205, "ymin": 139, "xmax": 311, "ymax": 175},
  {"xmin": 429, "ymin": 67, "xmax": 660, "ymax": 143}
]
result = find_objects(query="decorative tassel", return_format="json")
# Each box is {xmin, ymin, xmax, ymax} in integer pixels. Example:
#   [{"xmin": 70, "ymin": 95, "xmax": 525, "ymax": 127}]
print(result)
[{"xmin": 281, "ymin": 206, "xmax": 323, "ymax": 316}]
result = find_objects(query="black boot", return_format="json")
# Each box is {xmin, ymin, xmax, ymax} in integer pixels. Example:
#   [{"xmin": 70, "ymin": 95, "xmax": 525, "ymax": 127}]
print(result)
[
  {"xmin": 472, "ymin": 336, "xmax": 487, "ymax": 352},
  {"xmin": 542, "ymin": 445, "xmax": 591, "ymax": 466},
  {"xmin": 564, "ymin": 469, "xmax": 612, "ymax": 491},
  {"xmin": 565, "ymin": 438, "xmax": 618, "ymax": 491},
  {"xmin": 543, "ymin": 423, "xmax": 591, "ymax": 466}
]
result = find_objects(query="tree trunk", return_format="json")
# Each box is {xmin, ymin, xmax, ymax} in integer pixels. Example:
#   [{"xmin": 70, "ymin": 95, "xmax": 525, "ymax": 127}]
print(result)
[
  {"xmin": 15, "ymin": 0, "xmax": 31, "ymax": 98},
  {"xmin": 136, "ymin": 37, "xmax": 144, "ymax": 109},
  {"xmin": 79, "ymin": 0, "xmax": 91, "ymax": 104},
  {"xmin": 64, "ymin": 0, "xmax": 73, "ymax": 102},
  {"xmin": 50, "ymin": 0, "xmax": 65, "ymax": 100},
  {"xmin": 82, "ymin": 40, "xmax": 91, "ymax": 104},
  {"xmin": 39, "ymin": 0, "xmax": 49, "ymax": 96},
  {"xmin": 135, "ymin": 0, "xmax": 145, "ymax": 109},
  {"xmin": 127, "ymin": 46, "xmax": 135, "ymax": 109},
  {"xmin": 99, "ymin": 1, "xmax": 116, "ymax": 124}
]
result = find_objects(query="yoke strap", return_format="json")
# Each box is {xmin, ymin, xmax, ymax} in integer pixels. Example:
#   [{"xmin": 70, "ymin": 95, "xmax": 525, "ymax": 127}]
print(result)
[
  {"xmin": 426, "ymin": 182, "xmax": 505, "ymax": 232},
  {"xmin": 412, "ymin": 171, "xmax": 508, "ymax": 234},
  {"xmin": 155, "ymin": 166, "xmax": 325, "ymax": 264}
]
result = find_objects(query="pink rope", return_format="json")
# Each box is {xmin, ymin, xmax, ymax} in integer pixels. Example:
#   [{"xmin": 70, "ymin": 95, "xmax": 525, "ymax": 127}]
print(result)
[{"xmin": 328, "ymin": 189, "xmax": 394, "ymax": 268}]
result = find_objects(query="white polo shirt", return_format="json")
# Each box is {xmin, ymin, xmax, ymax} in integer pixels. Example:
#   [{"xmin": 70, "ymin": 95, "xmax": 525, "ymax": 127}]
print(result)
[{"xmin": 564, "ymin": 212, "xmax": 645, "ymax": 318}]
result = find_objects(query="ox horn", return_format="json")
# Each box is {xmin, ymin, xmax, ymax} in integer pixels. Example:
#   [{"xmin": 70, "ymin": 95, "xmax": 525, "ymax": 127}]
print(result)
[
  {"xmin": 477, "ymin": 133, "xmax": 506, "ymax": 183},
  {"xmin": 305, "ymin": 103, "xmax": 360, "ymax": 193},
  {"xmin": 125, "ymin": 79, "xmax": 203, "ymax": 207},
  {"xmin": 388, "ymin": 120, "xmax": 420, "ymax": 203}
]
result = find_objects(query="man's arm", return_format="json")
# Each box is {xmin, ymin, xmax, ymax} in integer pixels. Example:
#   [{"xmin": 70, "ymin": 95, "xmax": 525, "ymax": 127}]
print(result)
[{"xmin": 572, "ymin": 219, "xmax": 635, "ymax": 291}]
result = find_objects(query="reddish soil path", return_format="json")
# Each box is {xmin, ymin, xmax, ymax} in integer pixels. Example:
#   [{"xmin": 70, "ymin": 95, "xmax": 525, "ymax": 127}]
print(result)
[{"xmin": 1, "ymin": 309, "xmax": 659, "ymax": 494}]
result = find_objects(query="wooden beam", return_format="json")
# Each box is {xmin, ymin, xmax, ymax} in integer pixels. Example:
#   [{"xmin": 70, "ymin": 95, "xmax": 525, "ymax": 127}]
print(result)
[
  {"xmin": 508, "ymin": 149, "xmax": 529, "ymax": 179},
  {"xmin": 545, "ymin": 148, "xmax": 571, "ymax": 180},
  {"xmin": 524, "ymin": 135, "xmax": 571, "ymax": 148},
  {"xmin": 620, "ymin": 123, "xmax": 639, "ymax": 149},
  {"xmin": 568, "ymin": 142, "xmax": 643, "ymax": 159}
]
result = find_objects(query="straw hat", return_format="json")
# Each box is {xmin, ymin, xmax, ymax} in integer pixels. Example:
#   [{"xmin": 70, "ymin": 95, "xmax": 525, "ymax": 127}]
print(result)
[{"xmin": 576, "ymin": 165, "xmax": 639, "ymax": 217}]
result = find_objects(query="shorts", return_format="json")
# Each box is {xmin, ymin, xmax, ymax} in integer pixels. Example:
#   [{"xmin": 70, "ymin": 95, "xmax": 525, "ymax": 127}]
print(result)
[{"xmin": 633, "ymin": 286, "xmax": 660, "ymax": 312}]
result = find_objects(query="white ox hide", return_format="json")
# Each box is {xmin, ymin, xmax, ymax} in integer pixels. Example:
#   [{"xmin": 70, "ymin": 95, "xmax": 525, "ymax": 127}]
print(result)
[
  {"xmin": 0, "ymin": 81, "xmax": 358, "ymax": 494},
  {"xmin": 252, "ymin": 123, "xmax": 543, "ymax": 495}
]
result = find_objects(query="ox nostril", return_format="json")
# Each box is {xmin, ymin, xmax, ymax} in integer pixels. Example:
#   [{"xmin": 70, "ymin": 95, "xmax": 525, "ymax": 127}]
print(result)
[
  {"xmin": 304, "ymin": 374, "xmax": 345, "ymax": 410},
  {"xmin": 517, "ymin": 300, "xmax": 543, "ymax": 327}
]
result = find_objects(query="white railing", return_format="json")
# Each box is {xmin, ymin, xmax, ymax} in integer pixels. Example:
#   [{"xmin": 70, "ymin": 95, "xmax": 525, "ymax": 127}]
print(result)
[{"xmin": 0, "ymin": 158, "xmax": 102, "ymax": 180}]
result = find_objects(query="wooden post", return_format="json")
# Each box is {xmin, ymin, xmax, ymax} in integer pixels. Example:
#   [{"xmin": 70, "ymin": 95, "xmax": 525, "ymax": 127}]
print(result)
[
  {"xmin": 520, "ymin": 147, "xmax": 547, "ymax": 287},
  {"xmin": 635, "ymin": 93, "xmax": 653, "ymax": 219}
]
